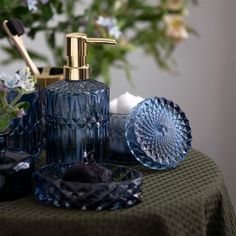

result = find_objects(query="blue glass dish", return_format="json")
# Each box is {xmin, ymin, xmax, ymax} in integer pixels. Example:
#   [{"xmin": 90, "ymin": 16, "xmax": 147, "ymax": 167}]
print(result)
[
  {"xmin": 125, "ymin": 97, "xmax": 192, "ymax": 170},
  {"xmin": 33, "ymin": 163, "xmax": 142, "ymax": 210}
]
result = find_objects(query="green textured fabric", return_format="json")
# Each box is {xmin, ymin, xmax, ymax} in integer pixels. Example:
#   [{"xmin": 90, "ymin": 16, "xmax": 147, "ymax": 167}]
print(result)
[{"xmin": 0, "ymin": 149, "xmax": 235, "ymax": 236}]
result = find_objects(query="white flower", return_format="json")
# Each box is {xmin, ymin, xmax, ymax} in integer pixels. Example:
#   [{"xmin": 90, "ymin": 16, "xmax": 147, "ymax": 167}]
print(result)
[
  {"xmin": 27, "ymin": 0, "xmax": 38, "ymax": 12},
  {"xmin": 0, "ymin": 67, "xmax": 36, "ymax": 90},
  {"xmin": 19, "ymin": 79, "xmax": 35, "ymax": 92},
  {"xmin": 96, "ymin": 16, "xmax": 122, "ymax": 39},
  {"xmin": 0, "ymin": 67, "xmax": 36, "ymax": 91},
  {"xmin": 109, "ymin": 26, "xmax": 122, "ymax": 39},
  {"xmin": 27, "ymin": 0, "xmax": 48, "ymax": 11},
  {"xmin": 96, "ymin": 16, "xmax": 116, "ymax": 28},
  {"xmin": 15, "ymin": 66, "xmax": 31, "ymax": 82},
  {"xmin": 164, "ymin": 15, "xmax": 189, "ymax": 41},
  {"xmin": 0, "ymin": 73, "xmax": 19, "ymax": 88}
]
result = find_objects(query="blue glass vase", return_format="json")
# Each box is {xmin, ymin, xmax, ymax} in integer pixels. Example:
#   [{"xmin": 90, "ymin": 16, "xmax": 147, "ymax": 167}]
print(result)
[
  {"xmin": 8, "ymin": 89, "xmax": 43, "ymax": 160},
  {"xmin": 45, "ymin": 80, "xmax": 109, "ymax": 163}
]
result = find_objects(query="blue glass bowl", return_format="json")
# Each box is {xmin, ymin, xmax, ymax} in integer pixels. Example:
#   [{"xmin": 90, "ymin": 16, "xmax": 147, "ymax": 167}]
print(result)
[
  {"xmin": 33, "ymin": 163, "xmax": 143, "ymax": 210},
  {"xmin": 125, "ymin": 97, "xmax": 192, "ymax": 170}
]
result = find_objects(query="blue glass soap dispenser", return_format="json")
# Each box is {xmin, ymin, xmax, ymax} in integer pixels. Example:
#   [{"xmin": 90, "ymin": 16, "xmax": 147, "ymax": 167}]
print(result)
[{"xmin": 45, "ymin": 33, "xmax": 116, "ymax": 163}]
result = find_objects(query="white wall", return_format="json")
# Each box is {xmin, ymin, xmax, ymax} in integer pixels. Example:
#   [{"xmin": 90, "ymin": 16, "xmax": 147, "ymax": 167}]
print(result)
[
  {"xmin": 112, "ymin": 0, "xmax": 236, "ymax": 206},
  {"xmin": 1, "ymin": 0, "xmax": 236, "ymax": 208},
  {"xmin": 111, "ymin": 0, "xmax": 236, "ymax": 206}
]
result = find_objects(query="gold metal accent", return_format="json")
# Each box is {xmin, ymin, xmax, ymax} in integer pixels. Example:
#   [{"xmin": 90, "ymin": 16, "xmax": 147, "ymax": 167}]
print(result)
[
  {"xmin": 37, "ymin": 67, "xmax": 63, "ymax": 89},
  {"xmin": 64, "ymin": 33, "xmax": 116, "ymax": 80}
]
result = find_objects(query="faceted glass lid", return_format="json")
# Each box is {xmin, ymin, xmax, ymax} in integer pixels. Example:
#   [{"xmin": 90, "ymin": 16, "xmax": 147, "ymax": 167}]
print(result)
[{"xmin": 125, "ymin": 97, "xmax": 192, "ymax": 170}]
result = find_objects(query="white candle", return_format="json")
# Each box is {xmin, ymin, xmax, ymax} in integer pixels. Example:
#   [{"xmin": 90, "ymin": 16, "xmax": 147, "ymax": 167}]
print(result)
[{"xmin": 110, "ymin": 92, "xmax": 144, "ymax": 114}]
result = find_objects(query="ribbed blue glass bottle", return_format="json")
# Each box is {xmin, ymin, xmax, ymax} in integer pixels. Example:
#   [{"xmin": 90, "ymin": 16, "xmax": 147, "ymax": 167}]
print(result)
[
  {"xmin": 45, "ymin": 80, "xmax": 109, "ymax": 163},
  {"xmin": 45, "ymin": 33, "xmax": 116, "ymax": 163}
]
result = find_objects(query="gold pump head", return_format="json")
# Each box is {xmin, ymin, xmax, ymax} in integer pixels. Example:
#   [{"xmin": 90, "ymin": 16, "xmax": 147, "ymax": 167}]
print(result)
[{"xmin": 64, "ymin": 33, "xmax": 116, "ymax": 80}]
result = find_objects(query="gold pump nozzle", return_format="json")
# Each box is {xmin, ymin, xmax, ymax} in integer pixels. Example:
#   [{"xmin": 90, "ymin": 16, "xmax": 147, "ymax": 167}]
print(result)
[{"xmin": 64, "ymin": 33, "xmax": 116, "ymax": 80}]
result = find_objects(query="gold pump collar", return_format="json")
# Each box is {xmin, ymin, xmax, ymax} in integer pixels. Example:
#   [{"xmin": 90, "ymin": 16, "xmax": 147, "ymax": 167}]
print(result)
[{"xmin": 64, "ymin": 33, "xmax": 116, "ymax": 81}]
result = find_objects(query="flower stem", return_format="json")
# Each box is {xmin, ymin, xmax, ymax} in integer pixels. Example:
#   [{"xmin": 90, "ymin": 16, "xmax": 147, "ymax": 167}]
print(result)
[
  {"xmin": 10, "ymin": 89, "xmax": 23, "ymax": 106},
  {"xmin": 0, "ymin": 92, "xmax": 8, "ymax": 109},
  {"xmin": 2, "ymin": 92, "xmax": 8, "ymax": 108}
]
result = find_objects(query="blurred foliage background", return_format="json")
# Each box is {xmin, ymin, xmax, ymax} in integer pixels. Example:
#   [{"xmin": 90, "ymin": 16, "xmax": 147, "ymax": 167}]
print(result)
[{"xmin": 0, "ymin": 0, "xmax": 197, "ymax": 84}]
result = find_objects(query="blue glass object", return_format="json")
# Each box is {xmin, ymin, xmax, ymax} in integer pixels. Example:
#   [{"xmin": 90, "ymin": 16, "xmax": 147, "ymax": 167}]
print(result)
[
  {"xmin": 109, "ymin": 113, "xmax": 137, "ymax": 164},
  {"xmin": 0, "ymin": 132, "xmax": 34, "ymax": 201},
  {"xmin": 8, "ymin": 90, "xmax": 42, "ymax": 160},
  {"xmin": 37, "ymin": 67, "xmax": 64, "ymax": 150},
  {"xmin": 33, "ymin": 162, "xmax": 142, "ymax": 210},
  {"xmin": 45, "ymin": 80, "xmax": 109, "ymax": 163},
  {"xmin": 125, "ymin": 97, "xmax": 192, "ymax": 170}
]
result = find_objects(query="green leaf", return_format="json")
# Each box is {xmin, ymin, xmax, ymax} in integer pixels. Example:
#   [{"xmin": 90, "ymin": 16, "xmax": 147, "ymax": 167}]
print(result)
[
  {"xmin": 0, "ymin": 0, "xmax": 11, "ymax": 5},
  {"xmin": 12, "ymin": 6, "xmax": 28, "ymax": 16},
  {"xmin": 136, "ymin": 12, "xmax": 163, "ymax": 21},
  {"xmin": 28, "ymin": 26, "xmax": 45, "ymax": 39},
  {"xmin": 23, "ymin": 49, "xmax": 49, "ymax": 62},
  {"xmin": 40, "ymin": 5, "xmax": 53, "ymax": 21},
  {"xmin": 54, "ymin": 47, "xmax": 65, "ymax": 65},
  {"xmin": 46, "ymin": 31, "xmax": 56, "ymax": 49},
  {"xmin": 101, "ymin": 59, "xmax": 111, "ymax": 85},
  {"xmin": 123, "ymin": 59, "xmax": 133, "ymax": 84},
  {"xmin": 66, "ymin": 0, "xmax": 75, "ymax": 17},
  {"xmin": 0, "ymin": 113, "xmax": 11, "ymax": 133},
  {"xmin": 1, "ymin": 58, "xmax": 18, "ymax": 65},
  {"xmin": 0, "ymin": 46, "xmax": 49, "ymax": 64},
  {"xmin": 0, "ymin": 92, "xmax": 5, "ymax": 108},
  {"xmin": 55, "ymin": 2, "xmax": 63, "ymax": 14},
  {"xmin": 187, "ymin": 26, "xmax": 199, "ymax": 36},
  {"xmin": 1, "ymin": 46, "xmax": 19, "ymax": 58},
  {"xmin": 16, "ymin": 101, "xmax": 30, "ymax": 110}
]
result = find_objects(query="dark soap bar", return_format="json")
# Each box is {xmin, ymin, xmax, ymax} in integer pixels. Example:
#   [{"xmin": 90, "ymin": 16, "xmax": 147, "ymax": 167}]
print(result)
[{"xmin": 62, "ymin": 163, "xmax": 113, "ymax": 183}]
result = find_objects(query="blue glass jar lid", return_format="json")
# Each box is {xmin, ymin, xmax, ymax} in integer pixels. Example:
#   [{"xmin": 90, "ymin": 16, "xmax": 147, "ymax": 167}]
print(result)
[{"xmin": 125, "ymin": 97, "xmax": 192, "ymax": 170}]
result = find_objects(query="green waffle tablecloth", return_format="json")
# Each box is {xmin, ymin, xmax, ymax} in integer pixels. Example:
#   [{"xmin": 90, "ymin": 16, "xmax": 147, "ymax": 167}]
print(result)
[{"xmin": 0, "ymin": 149, "xmax": 235, "ymax": 236}]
